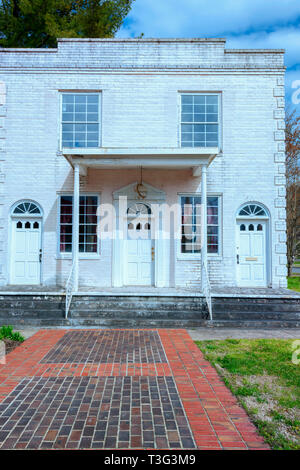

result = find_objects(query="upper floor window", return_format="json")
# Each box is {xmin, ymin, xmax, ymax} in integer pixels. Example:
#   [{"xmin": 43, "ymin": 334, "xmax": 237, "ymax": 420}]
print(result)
[
  {"xmin": 62, "ymin": 93, "xmax": 100, "ymax": 148},
  {"xmin": 181, "ymin": 94, "xmax": 219, "ymax": 148}
]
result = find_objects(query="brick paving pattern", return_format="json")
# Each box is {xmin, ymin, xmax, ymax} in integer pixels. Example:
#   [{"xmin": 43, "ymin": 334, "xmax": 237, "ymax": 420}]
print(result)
[
  {"xmin": 0, "ymin": 329, "xmax": 269, "ymax": 450},
  {"xmin": 0, "ymin": 376, "xmax": 195, "ymax": 449},
  {"xmin": 41, "ymin": 330, "xmax": 167, "ymax": 364}
]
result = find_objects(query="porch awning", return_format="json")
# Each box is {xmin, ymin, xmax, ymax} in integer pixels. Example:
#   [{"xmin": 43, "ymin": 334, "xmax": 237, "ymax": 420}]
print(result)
[{"xmin": 61, "ymin": 147, "xmax": 220, "ymax": 176}]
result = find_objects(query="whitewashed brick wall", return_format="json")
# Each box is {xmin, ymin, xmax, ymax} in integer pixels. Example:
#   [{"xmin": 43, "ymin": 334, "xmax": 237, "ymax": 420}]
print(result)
[{"xmin": 0, "ymin": 39, "xmax": 287, "ymax": 288}]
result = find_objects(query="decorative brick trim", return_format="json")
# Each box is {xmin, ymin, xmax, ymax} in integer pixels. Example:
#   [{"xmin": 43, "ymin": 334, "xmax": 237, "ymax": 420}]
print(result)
[
  {"xmin": 274, "ymin": 152, "xmax": 285, "ymax": 163},
  {"xmin": 277, "ymin": 97, "xmax": 285, "ymax": 108},
  {"xmin": 274, "ymin": 131, "xmax": 285, "ymax": 141},
  {"xmin": 274, "ymin": 109, "xmax": 285, "ymax": 119}
]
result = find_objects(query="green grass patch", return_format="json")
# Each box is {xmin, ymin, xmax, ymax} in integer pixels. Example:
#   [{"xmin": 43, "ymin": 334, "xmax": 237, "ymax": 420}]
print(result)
[
  {"xmin": 196, "ymin": 338, "xmax": 300, "ymax": 450},
  {"xmin": 288, "ymin": 277, "xmax": 300, "ymax": 292},
  {"xmin": 0, "ymin": 325, "xmax": 24, "ymax": 342}
]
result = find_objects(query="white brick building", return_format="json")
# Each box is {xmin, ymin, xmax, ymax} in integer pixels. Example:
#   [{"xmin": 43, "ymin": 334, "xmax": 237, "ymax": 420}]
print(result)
[{"xmin": 0, "ymin": 38, "xmax": 287, "ymax": 294}]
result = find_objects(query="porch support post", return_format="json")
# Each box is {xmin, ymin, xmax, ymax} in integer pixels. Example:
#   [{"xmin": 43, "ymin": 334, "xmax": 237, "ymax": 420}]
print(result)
[
  {"xmin": 72, "ymin": 164, "xmax": 80, "ymax": 292},
  {"xmin": 201, "ymin": 165, "xmax": 208, "ymax": 289}
]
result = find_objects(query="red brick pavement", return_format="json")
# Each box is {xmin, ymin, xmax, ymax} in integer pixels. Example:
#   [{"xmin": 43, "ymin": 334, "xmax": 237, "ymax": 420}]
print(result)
[{"xmin": 0, "ymin": 329, "xmax": 269, "ymax": 450}]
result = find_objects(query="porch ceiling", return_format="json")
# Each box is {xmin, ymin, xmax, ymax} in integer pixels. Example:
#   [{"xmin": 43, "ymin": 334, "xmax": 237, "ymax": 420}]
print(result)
[{"xmin": 62, "ymin": 147, "xmax": 220, "ymax": 176}]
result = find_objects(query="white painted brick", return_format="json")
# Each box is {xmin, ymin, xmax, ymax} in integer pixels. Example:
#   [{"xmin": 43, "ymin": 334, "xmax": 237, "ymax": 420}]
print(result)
[
  {"xmin": 278, "ymin": 186, "xmax": 286, "ymax": 197},
  {"xmin": 275, "ymin": 176, "xmax": 286, "ymax": 185},
  {"xmin": 274, "ymin": 152, "xmax": 285, "ymax": 162},
  {"xmin": 274, "ymin": 87, "xmax": 285, "ymax": 97},
  {"xmin": 277, "ymin": 164, "xmax": 285, "ymax": 174},
  {"xmin": 274, "ymin": 109, "xmax": 285, "ymax": 119},
  {"xmin": 274, "ymin": 131, "xmax": 285, "ymax": 141},
  {"xmin": 274, "ymin": 198, "xmax": 286, "ymax": 208},
  {"xmin": 277, "ymin": 98, "xmax": 285, "ymax": 108},
  {"xmin": 279, "ymin": 278, "xmax": 287, "ymax": 288},
  {"xmin": 279, "ymin": 232, "xmax": 287, "ymax": 243},
  {"xmin": 275, "ymin": 244, "xmax": 287, "ymax": 254},
  {"xmin": 0, "ymin": 39, "xmax": 287, "ymax": 288},
  {"xmin": 275, "ymin": 221, "xmax": 286, "ymax": 231},
  {"xmin": 276, "ymin": 266, "xmax": 287, "ymax": 276},
  {"xmin": 277, "ymin": 142, "xmax": 285, "ymax": 152},
  {"xmin": 279, "ymin": 255, "xmax": 287, "ymax": 265}
]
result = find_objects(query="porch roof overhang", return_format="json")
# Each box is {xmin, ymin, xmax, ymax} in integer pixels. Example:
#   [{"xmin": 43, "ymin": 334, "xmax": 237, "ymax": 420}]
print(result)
[{"xmin": 62, "ymin": 147, "xmax": 220, "ymax": 177}]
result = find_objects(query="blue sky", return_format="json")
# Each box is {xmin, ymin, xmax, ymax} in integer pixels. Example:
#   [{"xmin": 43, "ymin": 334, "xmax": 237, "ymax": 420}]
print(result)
[{"xmin": 118, "ymin": 0, "xmax": 300, "ymax": 111}]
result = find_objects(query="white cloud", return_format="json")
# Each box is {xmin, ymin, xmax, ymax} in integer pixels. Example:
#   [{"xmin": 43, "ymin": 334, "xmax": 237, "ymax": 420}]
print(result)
[
  {"xmin": 120, "ymin": 0, "xmax": 300, "ymax": 38},
  {"xmin": 227, "ymin": 28, "xmax": 300, "ymax": 67},
  {"xmin": 119, "ymin": 0, "xmax": 300, "ymax": 113}
]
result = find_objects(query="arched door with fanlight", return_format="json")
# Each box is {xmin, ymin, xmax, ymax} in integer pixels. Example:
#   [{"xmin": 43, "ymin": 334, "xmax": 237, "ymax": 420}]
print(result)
[
  {"xmin": 236, "ymin": 203, "xmax": 269, "ymax": 287},
  {"xmin": 125, "ymin": 203, "xmax": 154, "ymax": 286},
  {"xmin": 11, "ymin": 201, "xmax": 43, "ymax": 285}
]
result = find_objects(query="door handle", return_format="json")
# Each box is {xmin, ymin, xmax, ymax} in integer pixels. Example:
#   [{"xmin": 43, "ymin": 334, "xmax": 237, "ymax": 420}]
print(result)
[
  {"xmin": 237, "ymin": 254, "xmax": 239, "ymax": 264},
  {"xmin": 39, "ymin": 249, "xmax": 42, "ymax": 263},
  {"xmin": 151, "ymin": 247, "xmax": 155, "ymax": 261}
]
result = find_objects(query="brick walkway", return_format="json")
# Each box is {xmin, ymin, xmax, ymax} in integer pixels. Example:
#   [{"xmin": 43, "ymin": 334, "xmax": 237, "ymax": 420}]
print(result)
[{"xmin": 0, "ymin": 329, "xmax": 269, "ymax": 450}]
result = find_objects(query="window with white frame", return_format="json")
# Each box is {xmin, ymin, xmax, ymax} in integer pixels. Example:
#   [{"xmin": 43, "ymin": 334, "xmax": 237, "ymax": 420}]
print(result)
[
  {"xmin": 59, "ymin": 195, "xmax": 99, "ymax": 254},
  {"xmin": 181, "ymin": 195, "xmax": 220, "ymax": 254},
  {"xmin": 61, "ymin": 93, "xmax": 100, "ymax": 148},
  {"xmin": 181, "ymin": 94, "xmax": 219, "ymax": 148}
]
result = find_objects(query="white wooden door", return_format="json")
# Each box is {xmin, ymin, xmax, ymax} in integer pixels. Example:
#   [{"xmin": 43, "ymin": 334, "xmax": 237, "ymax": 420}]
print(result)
[
  {"xmin": 11, "ymin": 219, "xmax": 41, "ymax": 285},
  {"xmin": 125, "ymin": 218, "xmax": 154, "ymax": 286},
  {"xmin": 237, "ymin": 221, "xmax": 267, "ymax": 287}
]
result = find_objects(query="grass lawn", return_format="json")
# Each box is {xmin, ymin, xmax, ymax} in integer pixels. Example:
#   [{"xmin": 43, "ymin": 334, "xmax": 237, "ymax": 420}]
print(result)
[
  {"xmin": 0, "ymin": 325, "xmax": 24, "ymax": 355},
  {"xmin": 196, "ymin": 339, "xmax": 300, "ymax": 450},
  {"xmin": 288, "ymin": 277, "xmax": 300, "ymax": 292}
]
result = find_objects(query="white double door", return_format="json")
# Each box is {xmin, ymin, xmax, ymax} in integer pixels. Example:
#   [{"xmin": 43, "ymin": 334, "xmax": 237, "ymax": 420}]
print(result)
[
  {"xmin": 11, "ymin": 219, "xmax": 42, "ymax": 285},
  {"xmin": 125, "ymin": 217, "xmax": 154, "ymax": 286},
  {"xmin": 237, "ymin": 220, "xmax": 267, "ymax": 287}
]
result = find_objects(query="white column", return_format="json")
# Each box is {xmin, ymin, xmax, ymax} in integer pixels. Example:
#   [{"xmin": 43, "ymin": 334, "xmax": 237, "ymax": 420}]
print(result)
[
  {"xmin": 201, "ymin": 165, "xmax": 208, "ymax": 288},
  {"xmin": 72, "ymin": 164, "xmax": 80, "ymax": 292}
]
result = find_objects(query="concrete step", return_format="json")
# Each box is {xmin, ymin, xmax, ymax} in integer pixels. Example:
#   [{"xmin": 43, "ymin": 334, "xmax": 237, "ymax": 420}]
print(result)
[
  {"xmin": 209, "ymin": 319, "xmax": 300, "ymax": 328},
  {"xmin": 0, "ymin": 317, "xmax": 207, "ymax": 328},
  {"xmin": 71, "ymin": 298, "xmax": 205, "ymax": 311},
  {"xmin": 2, "ymin": 317, "xmax": 300, "ymax": 329},
  {"xmin": 213, "ymin": 300, "xmax": 300, "ymax": 313},
  {"xmin": 69, "ymin": 309, "xmax": 206, "ymax": 319},
  {"xmin": 211, "ymin": 311, "xmax": 300, "ymax": 320}
]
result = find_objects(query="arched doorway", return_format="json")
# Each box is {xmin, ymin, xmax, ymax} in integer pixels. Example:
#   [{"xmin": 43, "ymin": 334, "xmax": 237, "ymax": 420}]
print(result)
[
  {"xmin": 10, "ymin": 201, "xmax": 43, "ymax": 285},
  {"xmin": 125, "ymin": 203, "xmax": 154, "ymax": 286},
  {"xmin": 236, "ymin": 203, "xmax": 270, "ymax": 287}
]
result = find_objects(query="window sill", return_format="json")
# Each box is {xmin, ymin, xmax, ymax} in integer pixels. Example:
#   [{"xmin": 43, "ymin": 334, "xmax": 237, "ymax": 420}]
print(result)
[
  {"xmin": 56, "ymin": 255, "xmax": 101, "ymax": 260},
  {"xmin": 177, "ymin": 254, "xmax": 222, "ymax": 261}
]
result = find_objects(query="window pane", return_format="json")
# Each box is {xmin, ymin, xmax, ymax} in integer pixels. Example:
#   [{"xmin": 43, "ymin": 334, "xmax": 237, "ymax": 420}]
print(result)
[
  {"xmin": 86, "ymin": 141, "xmax": 99, "ymax": 148},
  {"xmin": 182, "ymin": 95, "xmax": 193, "ymax": 104},
  {"xmin": 62, "ymin": 124, "xmax": 73, "ymax": 132},
  {"xmin": 63, "ymin": 95, "xmax": 74, "ymax": 104},
  {"xmin": 62, "ymin": 113, "xmax": 73, "ymax": 121},
  {"xmin": 62, "ymin": 94, "xmax": 99, "ymax": 148},
  {"xmin": 182, "ymin": 113, "xmax": 193, "ymax": 122},
  {"xmin": 181, "ymin": 95, "xmax": 219, "ymax": 147},
  {"xmin": 75, "ymin": 104, "xmax": 86, "ymax": 113},
  {"xmin": 182, "ymin": 124, "xmax": 193, "ymax": 132},
  {"xmin": 87, "ymin": 95, "xmax": 98, "ymax": 104},
  {"xmin": 60, "ymin": 195, "xmax": 98, "ymax": 253},
  {"xmin": 206, "ymin": 95, "xmax": 218, "ymax": 104},
  {"xmin": 181, "ymin": 196, "xmax": 219, "ymax": 255},
  {"xmin": 75, "ymin": 95, "xmax": 86, "ymax": 104}
]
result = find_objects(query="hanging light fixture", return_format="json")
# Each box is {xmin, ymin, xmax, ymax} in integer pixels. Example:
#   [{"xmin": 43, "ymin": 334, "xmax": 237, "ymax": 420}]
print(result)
[{"xmin": 135, "ymin": 166, "xmax": 147, "ymax": 199}]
